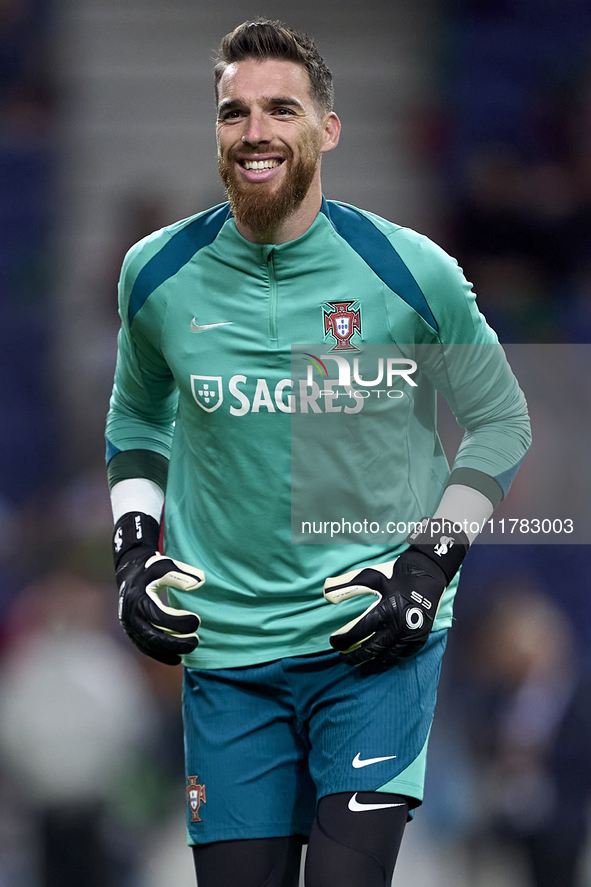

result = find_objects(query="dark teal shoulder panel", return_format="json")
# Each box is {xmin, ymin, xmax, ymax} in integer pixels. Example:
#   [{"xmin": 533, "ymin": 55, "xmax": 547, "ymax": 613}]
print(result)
[
  {"xmin": 321, "ymin": 199, "xmax": 438, "ymax": 332},
  {"xmin": 128, "ymin": 203, "xmax": 232, "ymax": 324},
  {"xmin": 105, "ymin": 436, "xmax": 121, "ymax": 463},
  {"xmin": 494, "ymin": 454, "xmax": 528, "ymax": 499}
]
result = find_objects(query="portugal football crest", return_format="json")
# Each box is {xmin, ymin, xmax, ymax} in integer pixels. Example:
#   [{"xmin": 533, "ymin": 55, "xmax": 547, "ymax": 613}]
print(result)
[
  {"xmin": 187, "ymin": 776, "xmax": 207, "ymax": 822},
  {"xmin": 323, "ymin": 300, "xmax": 362, "ymax": 351}
]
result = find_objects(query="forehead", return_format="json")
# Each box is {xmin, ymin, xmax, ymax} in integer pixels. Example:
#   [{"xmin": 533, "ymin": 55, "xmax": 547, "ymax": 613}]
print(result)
[{"xmin": 217, "ymin": 58, "xmax": 313, "ymax": 106}]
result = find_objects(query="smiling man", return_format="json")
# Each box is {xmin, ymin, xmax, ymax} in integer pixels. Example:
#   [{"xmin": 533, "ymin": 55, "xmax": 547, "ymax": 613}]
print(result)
[
  {"xmin": 216, "ymin": 55, "xmax": 340, "ymax": 242},
  {"xmin": 105, "ymin": 19, "xmax": 531, "ymax": 887}
]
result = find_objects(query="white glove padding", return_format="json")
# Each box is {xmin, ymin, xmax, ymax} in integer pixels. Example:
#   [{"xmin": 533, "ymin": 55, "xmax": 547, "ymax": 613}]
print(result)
[{"xmin": 141, "ymin": 553, "xmax": 205, "ymax": 637}]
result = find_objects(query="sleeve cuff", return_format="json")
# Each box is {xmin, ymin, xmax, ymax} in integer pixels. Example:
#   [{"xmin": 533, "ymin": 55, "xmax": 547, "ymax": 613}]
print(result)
[{"xmin": 446, "ymin": 467, "xmax": 503, "ymax": 509}]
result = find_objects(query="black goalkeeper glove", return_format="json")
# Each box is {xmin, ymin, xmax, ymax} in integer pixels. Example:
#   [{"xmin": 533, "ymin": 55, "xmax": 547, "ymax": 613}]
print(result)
[
  {"xmin": 324, "ymin": 518, "xmax": 469, "ymax": 666},
  {"xmin": 113, "ymin": 511, "xmax": 205, "ymax": 665}
]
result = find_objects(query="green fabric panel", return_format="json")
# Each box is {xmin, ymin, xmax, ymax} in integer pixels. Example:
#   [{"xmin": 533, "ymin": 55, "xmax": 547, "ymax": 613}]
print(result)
[
  {"xmin": 376, "ymin": 726, "xmax": 431, "ymax": 803},
  {"xmin": 107, "ymin": 449, "xmax": 169, "ymax": 491}
]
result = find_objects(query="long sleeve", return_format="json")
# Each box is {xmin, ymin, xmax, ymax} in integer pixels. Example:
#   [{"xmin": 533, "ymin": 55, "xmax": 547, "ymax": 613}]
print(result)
[{"xmin": 105, "ymin": 235, "xmax": 178, "ymax": 485}]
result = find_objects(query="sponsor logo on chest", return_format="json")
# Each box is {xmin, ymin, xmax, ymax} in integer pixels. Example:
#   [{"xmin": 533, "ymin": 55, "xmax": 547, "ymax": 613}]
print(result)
[{"xmin": 189, "ymin": 353, "xmax": 416, "ymax": 416}]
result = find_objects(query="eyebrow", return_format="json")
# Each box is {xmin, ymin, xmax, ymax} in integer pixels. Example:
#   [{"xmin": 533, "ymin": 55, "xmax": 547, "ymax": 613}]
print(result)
[{"xmin": 217, "ymin": 96, "xmax": 305, "ymax": 116}]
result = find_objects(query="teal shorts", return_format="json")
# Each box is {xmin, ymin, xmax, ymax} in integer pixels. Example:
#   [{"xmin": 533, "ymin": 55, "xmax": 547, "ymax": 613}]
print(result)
[{"xmin": 182, "ymin": 629, "xmax": 447, "ymax": 845}]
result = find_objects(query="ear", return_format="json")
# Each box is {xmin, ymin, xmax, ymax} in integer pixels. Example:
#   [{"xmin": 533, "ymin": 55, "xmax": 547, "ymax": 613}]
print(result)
[{"xmin": 321, "ymin": 111, "xmax": 341, "ymax": 154}]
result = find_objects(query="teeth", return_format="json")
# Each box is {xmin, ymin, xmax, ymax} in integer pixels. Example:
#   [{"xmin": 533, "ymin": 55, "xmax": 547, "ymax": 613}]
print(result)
[{"xmin": 243, "ymin": 159, "xmax": 281, "ymax": 170}]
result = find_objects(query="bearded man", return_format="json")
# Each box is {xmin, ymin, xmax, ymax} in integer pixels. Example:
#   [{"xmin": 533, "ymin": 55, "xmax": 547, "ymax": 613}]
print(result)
[{"xmin": 105, "ymin": 19, "xmax": 531, "ymax": 887}]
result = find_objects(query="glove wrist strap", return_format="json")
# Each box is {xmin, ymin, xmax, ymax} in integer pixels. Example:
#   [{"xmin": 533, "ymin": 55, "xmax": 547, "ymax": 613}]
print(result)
[
  {"xmin": 113, "ymin": 511, "xmax": 160, "ymax": 569},
  {"xmin": 406, "ymin": 517, "xmax": 470, "ymax": 584}
]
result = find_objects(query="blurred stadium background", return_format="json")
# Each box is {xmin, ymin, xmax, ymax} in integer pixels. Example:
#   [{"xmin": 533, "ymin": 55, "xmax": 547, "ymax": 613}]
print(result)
[{"xmin": 1, "ymin": 0, "xmax": 591, "ymax": 884}]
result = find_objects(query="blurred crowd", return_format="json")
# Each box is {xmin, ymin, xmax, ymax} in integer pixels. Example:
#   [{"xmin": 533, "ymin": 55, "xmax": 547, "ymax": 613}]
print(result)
[
  {"xmin": 1, "ymin": 0, "xmax": 591, "ymax": 885},
  {"xmin": 437, "ymin": 0, "xmax": 591, "ymax": 346},
  {"xmin": 0, "ymin": 2, "xmax": 193, "ymax": 884}
]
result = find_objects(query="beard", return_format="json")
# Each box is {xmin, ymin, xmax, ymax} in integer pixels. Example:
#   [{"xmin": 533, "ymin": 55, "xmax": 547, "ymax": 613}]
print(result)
[{"xmin": 218, "ymin": 130, "xmax": 322, "ymax": 236}]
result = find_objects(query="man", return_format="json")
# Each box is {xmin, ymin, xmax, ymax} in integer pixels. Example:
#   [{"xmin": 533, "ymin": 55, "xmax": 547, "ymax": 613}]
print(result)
[{"xmin": 105, "ymin": 19, "xmax": 531, "ymax": 887}]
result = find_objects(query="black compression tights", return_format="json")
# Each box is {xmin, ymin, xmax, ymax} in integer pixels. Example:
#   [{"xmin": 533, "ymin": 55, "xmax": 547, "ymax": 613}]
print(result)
[{"xmin": 192, "ymin": 792, "xmax": 409, "ymax": 887}]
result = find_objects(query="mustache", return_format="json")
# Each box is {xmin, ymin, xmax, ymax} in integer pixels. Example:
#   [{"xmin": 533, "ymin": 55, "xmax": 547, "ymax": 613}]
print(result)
[{"xmin": 226, "ymin": 145, "xmax": 292, "ymax": 163}]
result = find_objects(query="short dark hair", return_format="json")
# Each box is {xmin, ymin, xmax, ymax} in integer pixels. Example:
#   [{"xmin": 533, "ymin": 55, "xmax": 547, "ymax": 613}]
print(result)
[{"xmin": 214, "ymin": 19, "xmax": 334, "ymax": 114}]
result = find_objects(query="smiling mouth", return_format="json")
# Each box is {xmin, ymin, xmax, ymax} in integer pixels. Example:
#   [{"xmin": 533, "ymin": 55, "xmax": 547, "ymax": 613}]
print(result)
[{"xmin": 240, "ymin": 158, "xmax": 284, "ymax": 171}]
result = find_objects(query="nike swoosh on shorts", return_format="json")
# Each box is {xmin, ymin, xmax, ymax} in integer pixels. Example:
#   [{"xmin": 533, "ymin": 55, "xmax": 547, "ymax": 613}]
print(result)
[
  {"xmin": 352, "ymin": 753, "xmax": 397, "ymax": 768},
  {"xmin": 348, "ymin": 793, "xmax": 406, "ymax": 812}
]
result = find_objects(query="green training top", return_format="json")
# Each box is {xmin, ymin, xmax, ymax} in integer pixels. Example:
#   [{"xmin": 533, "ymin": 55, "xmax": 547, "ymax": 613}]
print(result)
[{"xmin": 105, "ymin": 198, "xmax": 531, "ymax": 668}]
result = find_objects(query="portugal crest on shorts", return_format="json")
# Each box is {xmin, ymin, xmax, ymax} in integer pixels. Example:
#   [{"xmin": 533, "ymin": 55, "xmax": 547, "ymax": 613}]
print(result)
[
  {"xmin": 323, "ymin": 300, "xmax": 362, "ymax": 351},
  {"xmin": 187, "ymin": 776, "xmax": 207, "ymax": 822}
]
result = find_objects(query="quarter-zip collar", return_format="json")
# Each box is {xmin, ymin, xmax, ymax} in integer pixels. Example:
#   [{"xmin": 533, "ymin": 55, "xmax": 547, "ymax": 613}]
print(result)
[{"xmin": 223, "ymin": 199, "xmax": 330, "ymax": 258}]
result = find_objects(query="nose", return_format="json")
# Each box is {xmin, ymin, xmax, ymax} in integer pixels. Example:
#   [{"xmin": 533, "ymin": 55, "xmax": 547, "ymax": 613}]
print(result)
[{"xmin": 241, "ymin": 109, "xmax": 270, "ymax": 147}]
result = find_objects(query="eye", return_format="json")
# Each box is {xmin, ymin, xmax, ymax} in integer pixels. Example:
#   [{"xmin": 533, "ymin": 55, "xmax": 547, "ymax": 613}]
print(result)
[
  {"xmin": 273, "ymin": 107, "xmax": 295, "ymax": 116},
  {"xmin": 219, "ymin": 109, "xmax": 245, "ymax": 122}
]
